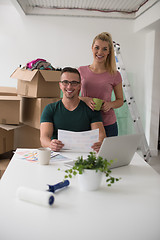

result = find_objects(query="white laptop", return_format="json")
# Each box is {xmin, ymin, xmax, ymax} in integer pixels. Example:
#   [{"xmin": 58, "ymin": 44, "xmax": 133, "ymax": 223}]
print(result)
[{"xmin": 97, "ymin": 134, "xmax": 142, "ymax": 169}]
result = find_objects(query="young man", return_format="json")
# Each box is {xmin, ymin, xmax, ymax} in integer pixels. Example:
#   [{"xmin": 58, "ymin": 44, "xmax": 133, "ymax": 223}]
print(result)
[{"xmin": 40, "ymin": 67, "xmax": 106, "ymax": 152}]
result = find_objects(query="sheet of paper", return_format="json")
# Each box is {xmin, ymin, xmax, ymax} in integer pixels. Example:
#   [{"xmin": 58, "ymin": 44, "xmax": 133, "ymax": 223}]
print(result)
[
  {"xmin": 58, "ymin": 129, "xmax": 99, "ymax": 152},
  {"xmin": 15, "ymin": 149, "xmax": 60, "ymax": 162}
]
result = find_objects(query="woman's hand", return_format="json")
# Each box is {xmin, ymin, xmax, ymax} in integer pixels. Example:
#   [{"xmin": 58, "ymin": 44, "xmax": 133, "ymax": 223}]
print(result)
[
  {"xmin": 101, "ymin": 101, "xmax": 113, "ymax": 112},
  {"xmin": 81, "ymin": 97, "xmax": 95, "ymax": 111}
]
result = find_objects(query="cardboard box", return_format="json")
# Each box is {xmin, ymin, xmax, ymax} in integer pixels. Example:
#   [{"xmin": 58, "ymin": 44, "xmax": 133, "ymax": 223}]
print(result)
[
  {"xmin": 0, "ymin": 87, "xmax": 17, "ymax": 96},
  {"xmin": 14, "ymin": 125, "xmax": 41, "ymax": 149},
  {"xmin": 0, "ymin": 96, "xmax": 21, "ymax": 124},
  {"xmin": 0, "ymin": 170, "xmax": 5, "ymax": 178},
  {"xmin": 0, "ymin": 127, "xmax": 14, "ymax": 154},
  {"xmin": 0, "ymin": 150, "xmax": 13, "ymax": 160},
  {"xmin": 0, "ymin": 159, "xmax": 11, "ymax": 179},
  {"xmin": 21, "ymin": 97, "xmax": 60, "ymax": 129},
  {"xmin": 11, "ymin": 68, "xmax": 61, "ymax": 98},
  {"xmin": 0, "ymin": 124, "xmax": 23, "ymax": 154}
]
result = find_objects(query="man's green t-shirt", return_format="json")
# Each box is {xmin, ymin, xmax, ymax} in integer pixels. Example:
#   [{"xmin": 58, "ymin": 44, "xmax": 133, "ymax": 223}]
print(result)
[{"xmin": 40, "ymin": 100, "xmax": 102, "ymax": 139}]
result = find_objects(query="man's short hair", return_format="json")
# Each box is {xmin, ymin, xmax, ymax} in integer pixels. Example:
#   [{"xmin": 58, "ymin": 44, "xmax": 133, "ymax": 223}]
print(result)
[{"xmin": 61, "ymin": 67, "xmax": 81, "ymax": 81}]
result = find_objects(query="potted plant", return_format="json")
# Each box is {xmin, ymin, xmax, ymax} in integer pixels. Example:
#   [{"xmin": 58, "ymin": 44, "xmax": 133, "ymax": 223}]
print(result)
[{"xmin": 62, "ymin": 152, "xmax": 120, "ymax": 191}]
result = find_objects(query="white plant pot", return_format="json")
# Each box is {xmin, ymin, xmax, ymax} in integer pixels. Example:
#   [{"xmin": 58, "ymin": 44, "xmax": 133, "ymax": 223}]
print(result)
[{"xmin": 78, "ymin": 169, "xmax": 103, "ymax": 191}]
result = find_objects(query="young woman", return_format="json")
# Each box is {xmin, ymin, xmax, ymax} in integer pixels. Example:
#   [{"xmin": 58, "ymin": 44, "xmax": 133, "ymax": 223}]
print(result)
[{"xmin": 78, "ymin": 32, "xmax": 124, "ymax": 137}]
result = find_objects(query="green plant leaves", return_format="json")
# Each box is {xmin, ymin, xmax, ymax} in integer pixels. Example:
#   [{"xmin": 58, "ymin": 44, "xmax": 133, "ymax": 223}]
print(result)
[{"xmin": 62, "ymin": 152, "xmax": 121, "ymax": 186}]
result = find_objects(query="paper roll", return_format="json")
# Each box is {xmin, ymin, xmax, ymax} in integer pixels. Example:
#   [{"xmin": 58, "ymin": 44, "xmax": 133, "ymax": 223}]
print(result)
[{"xmin": 17, "ymin": 187, "xmax": 55, "ymax": 207}]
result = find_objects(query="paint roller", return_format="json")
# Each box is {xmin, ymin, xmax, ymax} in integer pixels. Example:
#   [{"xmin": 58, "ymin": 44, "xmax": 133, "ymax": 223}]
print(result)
[{"xmin": 17, "ymin": 180, "xmax": 70, "ymax": 207}]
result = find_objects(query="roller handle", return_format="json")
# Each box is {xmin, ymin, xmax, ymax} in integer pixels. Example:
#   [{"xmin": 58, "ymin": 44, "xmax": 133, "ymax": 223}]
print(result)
[{"xmin": 48, "ymin": 180, "xmax": 70, "ymax": 193}]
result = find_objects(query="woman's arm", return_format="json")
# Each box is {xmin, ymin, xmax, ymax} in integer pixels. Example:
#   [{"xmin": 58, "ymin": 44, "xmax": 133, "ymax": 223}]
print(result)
[{"xmin": 101, "ymin": 82, "xmax": 124, "ymax": 112}]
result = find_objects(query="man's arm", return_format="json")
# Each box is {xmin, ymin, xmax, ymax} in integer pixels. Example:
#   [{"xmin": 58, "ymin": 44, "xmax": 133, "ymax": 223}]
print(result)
[
  {"xmin": 91, "ymin": 122, "xmax": 106, "ymax": 152},
  {"xmin": 40, "ymin": 122, "xmax": 64, "ymax": 151}
]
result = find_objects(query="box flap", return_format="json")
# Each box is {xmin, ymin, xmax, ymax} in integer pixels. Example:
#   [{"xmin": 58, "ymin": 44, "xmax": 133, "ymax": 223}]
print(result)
[
  {"xmin": 40, "ymin": 70, "xmax": 61, "ymax": 82},
  {"xmin": 0, "ymin": 123, "xmax": 24, "ymax": 131},
  {"xmin": 0, "ymin": 87, "xmax": 17, "ymax": 96},
  {"xmin": 0, "ymin": 96, "xmax": 21, "ymax": 101},
  {"xmin": 10, "ymin": 68, "xmax": 38, "ymax": 82}
]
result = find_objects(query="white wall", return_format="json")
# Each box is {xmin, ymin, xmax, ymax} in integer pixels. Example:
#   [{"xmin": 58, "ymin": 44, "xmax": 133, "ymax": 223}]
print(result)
[
  {"xmin": 149, "ymin": 27, "xmax": 160, "ymax": 155},
  {"xmin": 0, "ymin": 0, "xmax": 135, "ymax": 88},
  {"xmin": 134, "ymin": 1, "xmax": 160, "ymax": 155},
  {"xmin": 144, "ymin": 30, "xmax": 155, "ymax": 142},
  {"xmin": 0, "ymin": 0, "xmax": 160, "ymax": 155}
]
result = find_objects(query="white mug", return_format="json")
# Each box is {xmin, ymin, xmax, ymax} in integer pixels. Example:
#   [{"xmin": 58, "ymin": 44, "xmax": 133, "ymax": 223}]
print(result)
[{"xmin": 37, "ymin": 148, "xmax": 51, "ymax": 165}]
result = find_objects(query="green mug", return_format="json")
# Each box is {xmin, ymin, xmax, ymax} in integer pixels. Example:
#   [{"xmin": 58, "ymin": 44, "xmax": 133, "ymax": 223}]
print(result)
[{"xmin": 93, "ymin": 98, "xmax": 103, "ymax": 111}]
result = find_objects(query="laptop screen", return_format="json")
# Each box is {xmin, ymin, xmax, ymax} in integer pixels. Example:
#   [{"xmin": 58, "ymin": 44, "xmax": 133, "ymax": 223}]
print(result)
[{"xmin": 97, "ymin": 134, "xmax": 141, "ymax": 169}]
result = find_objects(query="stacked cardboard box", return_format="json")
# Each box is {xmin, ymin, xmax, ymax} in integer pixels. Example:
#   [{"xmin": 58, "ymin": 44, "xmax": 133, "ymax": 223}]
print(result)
[
  {"xmin": 0, "ymin": 158, "xmax": 11, "ymax": 179},
  {"xmin": 0, "ymin": 68, "xmax": 61, "ymax": 176},
  {"xmin": 10, "ymin": 67, "xmax": 61, "ymax": 149},
  {"xmin": 0, "ymin": 87, "xmax": 19, "ymax": 178},
  {"xmin": 20, "ymin": 97, "xmax": 60, "ymax": 129},
  {"xmin": 0, "ymin": 87, "xmax": 17, "ymax": 96},
  {"xmin": 11, "ymin": 67, "xmax": 61, "ymax": 98},
  {"xmin": 0, "ymin": 87, "xmax": 19, "ymax": 156},
  {"xmin": 0, "ymin": 125, "xmax": 14, "ymax": 154},
  {"xmin": 0, "ymin": 96, "xmax": 21, "ymax": 125}
]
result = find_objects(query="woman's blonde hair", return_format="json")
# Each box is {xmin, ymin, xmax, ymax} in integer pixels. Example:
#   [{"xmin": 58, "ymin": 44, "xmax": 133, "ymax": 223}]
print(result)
[{"xmin": 92, "ymin": 32, "xmax": 117, "ymax": 74}]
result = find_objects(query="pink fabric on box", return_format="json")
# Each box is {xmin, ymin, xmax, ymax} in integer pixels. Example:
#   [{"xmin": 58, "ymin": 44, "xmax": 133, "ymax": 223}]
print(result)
[{"xmin": 26, "ymin": 58, "xmax": 46, "ymax": 69}]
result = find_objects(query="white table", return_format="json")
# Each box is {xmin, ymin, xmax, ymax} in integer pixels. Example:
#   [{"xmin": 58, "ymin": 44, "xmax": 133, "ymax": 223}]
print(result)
[{"xmin": 0, "ymin": 150, "xmax": 160, "ymax": 240}]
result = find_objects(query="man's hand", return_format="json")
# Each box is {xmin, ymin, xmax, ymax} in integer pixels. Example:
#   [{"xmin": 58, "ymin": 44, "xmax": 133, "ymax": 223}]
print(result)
[
  {"xmin": 91, "ymin": 141, "xmax": 102, "ymax": 153},
  {"xmin": 49, "ymin": 139, "xmax": 64, "ymax": 152}
]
